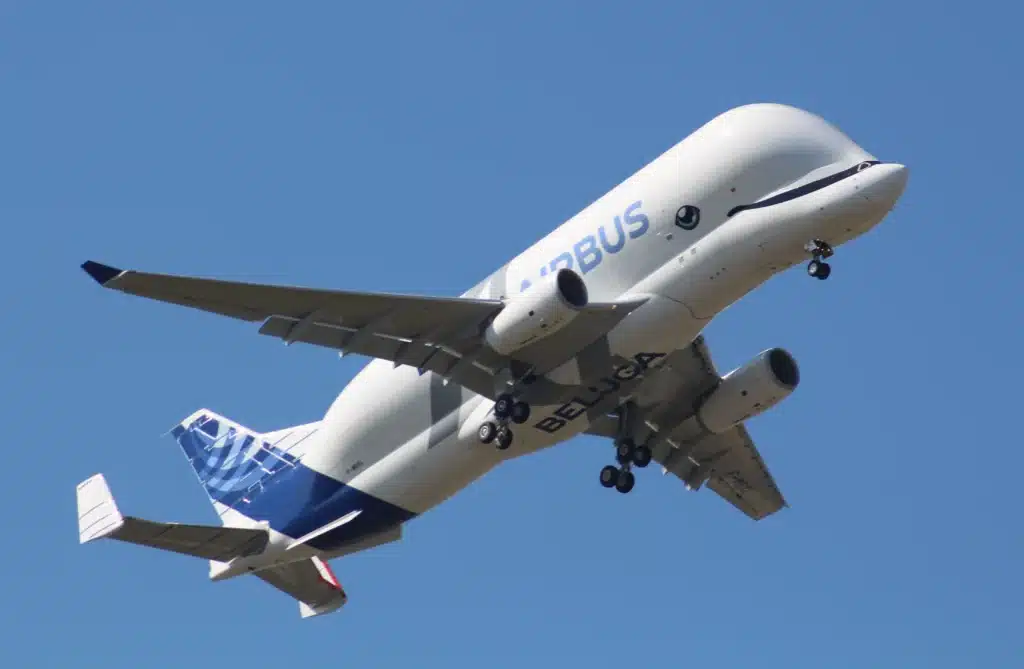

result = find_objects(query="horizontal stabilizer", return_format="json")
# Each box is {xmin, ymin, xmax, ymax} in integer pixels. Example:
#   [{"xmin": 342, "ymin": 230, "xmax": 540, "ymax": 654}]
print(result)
[
  {"xmin": 255, "ymin": 556, "xmax": 348, "ymax": 618},
  {"xmin": 77, "ymin": 474, "xmax": 269, "ymax": 561}
]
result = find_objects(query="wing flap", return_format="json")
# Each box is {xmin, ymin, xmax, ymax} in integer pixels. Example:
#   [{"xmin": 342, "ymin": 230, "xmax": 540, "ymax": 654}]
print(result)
[
  {"xmin": 653, "ymin": 427, "xmax": 786, "ymax": 520},
  {"xmin": 702, "ymin": 425, "xmax": 787, "ymax": 520},
  {"xmin": 258, "ymin": 315, "xmax": 499, "ymax": 396}
]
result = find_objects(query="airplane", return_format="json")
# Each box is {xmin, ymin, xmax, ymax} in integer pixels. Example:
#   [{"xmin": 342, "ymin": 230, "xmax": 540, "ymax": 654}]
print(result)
[{"xmin": 76, "ymin": 102, "xmax": 908, "ymax": 618}]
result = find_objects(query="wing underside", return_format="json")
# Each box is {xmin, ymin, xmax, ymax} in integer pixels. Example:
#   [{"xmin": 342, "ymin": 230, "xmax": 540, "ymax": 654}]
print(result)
[
  {"xmin": 586, "ymin": 338, "xmax": 787, "ymax": 520},
  {"xmin": 82, "ymin": 261, "xmax": 643, "ymax": 400}
]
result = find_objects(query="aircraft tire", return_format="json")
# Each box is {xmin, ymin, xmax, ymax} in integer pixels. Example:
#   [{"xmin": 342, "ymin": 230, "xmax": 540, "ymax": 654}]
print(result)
[
  {"xmin": 509, "ymin": 401, "xmax": 531, "ymax": 424},
  {"xmin": 808, "ymin": 260, "xmax": 831, "ymax": 280},
  {"xmin": 600, "ymin": 465, "xmax": 619, "ymax": 488},
  {"xmin": 632, "ymin": 445, "xmax": 652, "ymax": 468},
  {"xmin": 615, "ymin": 470, "xmax": 636, "ymax": 494},
  {"xmin": 494, "ymin": 394, "xmax": 514, "ymax": 419},
  {"xmin": 495, "ymin": 427, "xmax": 513, "ymax": 450},
  {"xmin": 478, "ymin": 422, "xmax": 497, "ymax": 444}
]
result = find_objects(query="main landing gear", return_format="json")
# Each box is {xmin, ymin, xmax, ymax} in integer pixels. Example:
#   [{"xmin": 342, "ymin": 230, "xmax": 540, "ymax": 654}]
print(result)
[
  {"xmin": 599, "ymin": 438, "xmax": 652, "ymax": 494},
  {"xmin": 805, "ymin": 238, "xmax": 833, "ymax": 280},
  {"xmin": 477, "ymin": 393, "xmax": 531, "ymax": 451},
  {"xmin": 599, "ymin": 403, "xmax": 652, "ymax": 494}
]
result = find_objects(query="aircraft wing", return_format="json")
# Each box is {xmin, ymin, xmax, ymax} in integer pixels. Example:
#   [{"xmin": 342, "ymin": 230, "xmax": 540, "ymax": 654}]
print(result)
[
  {"xmin": 81, "ymin": 261, "xmax": 643, "ymax": 400},
  {"xmin": 585, "ymin": 337, "xmax": 787, "ymax": 520},
  {"xmin": 255, "ymin": 557, "xmax": 349, "ymax": 618}
]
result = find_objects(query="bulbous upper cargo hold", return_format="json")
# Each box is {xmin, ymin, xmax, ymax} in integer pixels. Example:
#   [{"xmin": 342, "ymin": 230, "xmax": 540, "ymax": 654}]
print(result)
[{"xmin": 667, "ymin": 103, "xmax": 877, "ymax": 207}]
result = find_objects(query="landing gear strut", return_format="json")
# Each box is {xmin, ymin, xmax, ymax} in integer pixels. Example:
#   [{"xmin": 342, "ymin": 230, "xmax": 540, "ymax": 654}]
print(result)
[
  {"xmin": 805, "ymin": 239, "xmax": 833, "ymax": 280},
  {"xmin": 479, "ymin": 393, "xmax": 531, "ymax": 450},
  {"xmin": 599, "ymin": 403, "xmax": 653, "ymax": 494}
]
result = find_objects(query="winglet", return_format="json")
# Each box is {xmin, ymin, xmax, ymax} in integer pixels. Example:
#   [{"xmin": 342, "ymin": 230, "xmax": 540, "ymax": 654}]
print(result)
[
  {"xmin": 76, "ymin": 474, "xmax": 126, "ymax": 544},
  {"xmin": 81, "ymin": 261, "xmax": 124, "ymax": 286}
]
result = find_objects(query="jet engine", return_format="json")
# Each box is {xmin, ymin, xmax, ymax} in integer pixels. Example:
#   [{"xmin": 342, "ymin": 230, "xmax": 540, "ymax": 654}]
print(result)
[
  {"xmin": 484, "ymin": 268, "xmax": 589, "ymax": 355},
  {"xmin": 695, "ymin": 348, "xmax": 800, "ymax": 434}
]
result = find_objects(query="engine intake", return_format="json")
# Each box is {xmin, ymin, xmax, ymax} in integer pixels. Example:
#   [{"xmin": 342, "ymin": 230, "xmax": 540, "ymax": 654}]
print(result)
[
  {"xmin": 695, "ymin": 347, "xmax": 800, "ymax": 434},
  {"xmin": 484, "ymin": 269, "xmax": 589, "ymax": 355}
]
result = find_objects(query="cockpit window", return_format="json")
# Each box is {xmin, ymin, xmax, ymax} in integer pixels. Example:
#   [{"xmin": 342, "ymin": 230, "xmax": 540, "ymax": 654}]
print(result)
[{"xmin": 727, "ymin": 160, "xmax": 881, "ymax": 218}]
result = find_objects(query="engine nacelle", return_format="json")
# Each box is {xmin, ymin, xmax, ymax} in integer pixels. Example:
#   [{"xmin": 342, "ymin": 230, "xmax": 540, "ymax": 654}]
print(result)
[
  {"xmin": 484, "ymin": 268, "xmax": 589, "ymax": 355},
  {"xmin": 695, "ymin": 348, "xmax": 800, "ymax": 434}
]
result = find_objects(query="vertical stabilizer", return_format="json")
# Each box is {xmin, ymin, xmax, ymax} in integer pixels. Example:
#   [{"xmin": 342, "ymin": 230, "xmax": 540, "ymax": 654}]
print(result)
[{"xmin": 169, "ymin": 410, "xmax": 321, "ymax": 527}]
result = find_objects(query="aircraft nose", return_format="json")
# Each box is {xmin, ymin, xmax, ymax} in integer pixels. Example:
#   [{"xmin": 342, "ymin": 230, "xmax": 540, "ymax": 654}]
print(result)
[{"xmin": 863, "ymin": 163, "xmax": 909, "ymax": 208}]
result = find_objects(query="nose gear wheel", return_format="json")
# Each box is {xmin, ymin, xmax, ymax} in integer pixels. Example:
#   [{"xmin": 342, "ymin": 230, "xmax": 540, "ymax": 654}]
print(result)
[{"xmin": 807, "ymin": 259, "xmax": 831, "ymax": 280}]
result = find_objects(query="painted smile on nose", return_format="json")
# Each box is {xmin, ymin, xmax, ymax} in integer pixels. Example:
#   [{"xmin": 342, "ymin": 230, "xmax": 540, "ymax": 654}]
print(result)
[{"xmin": 726, "ymin": 160, "xmax": 882, "ymax": 218}]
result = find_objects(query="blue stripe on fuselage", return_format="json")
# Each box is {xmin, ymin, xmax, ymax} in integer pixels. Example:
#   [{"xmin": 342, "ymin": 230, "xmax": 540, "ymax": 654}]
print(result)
[{"xmin": 233, "ymin": 462, "xmax": 416, "ymax": 552}]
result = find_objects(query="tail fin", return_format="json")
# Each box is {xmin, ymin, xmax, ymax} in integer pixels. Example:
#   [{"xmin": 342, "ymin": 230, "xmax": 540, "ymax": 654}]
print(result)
[{"xmin": 169, "ymin": 409, "xmax": 320, "ymax": 526}]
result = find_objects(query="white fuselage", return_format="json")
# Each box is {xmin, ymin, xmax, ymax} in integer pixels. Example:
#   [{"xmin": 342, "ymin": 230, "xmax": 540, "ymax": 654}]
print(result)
[{"xmin": 244, "ymin": 103, "xmax": 907, "ymax": 562}]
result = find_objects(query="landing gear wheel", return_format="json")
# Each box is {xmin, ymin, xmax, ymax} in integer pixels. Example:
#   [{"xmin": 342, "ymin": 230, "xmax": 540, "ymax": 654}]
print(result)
[
  {"xmin": 493, "ymin": 394, "xmax": 514, "ymax": 420},
  {"xmin": 478, "ymin": 422, "xmax": 497, "ymax": 444},
  {"xmin": 615, "ymin": 469, "xmax": 636, "ymax": 494},
  {"xmin": 615, "ymin": 438, "xmax": 636, "ymax": 464},
  {"xmin": 495, "ymin": 426, "xmax": 513, "ymax": 450},
  {"xmin": 807, "ymin": 260, "xmax": 831, "ymax": 280},
  {"xmin": 632, "ymin": 445, "xmax": 652, "ymax": 468},
  {"xmin": 509, "ymin": 401, "xmax": 531, "ymax": 425},
  {"xmin": 599, "ymin": 465, "xmax": 619, "ymax": 488},
  {"xmin": 805, "ymin": 239, "xmax": 834, "ymax": 280}
]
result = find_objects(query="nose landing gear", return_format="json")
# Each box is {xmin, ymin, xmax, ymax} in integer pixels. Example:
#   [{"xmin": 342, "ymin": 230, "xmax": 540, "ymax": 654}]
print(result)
[
  {"xmin": 805, "ymin": 239, "xmax": 833, "ymax": 280},
  {"xmin": 479, "ymin": 393, "xmax": 531, "ymax": 450}
]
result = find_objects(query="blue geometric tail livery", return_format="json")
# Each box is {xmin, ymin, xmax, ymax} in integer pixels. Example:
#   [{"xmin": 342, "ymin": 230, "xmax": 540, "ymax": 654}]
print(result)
[{"xmin": 170, "ymin": 409, "xmax": 319, "ymax": 526}]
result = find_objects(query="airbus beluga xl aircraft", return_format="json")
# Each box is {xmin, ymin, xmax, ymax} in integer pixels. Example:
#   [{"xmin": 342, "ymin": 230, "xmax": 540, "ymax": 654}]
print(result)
[{"xmin": 76, "ymin": 103, "xmax": 908, "ymax": 617}]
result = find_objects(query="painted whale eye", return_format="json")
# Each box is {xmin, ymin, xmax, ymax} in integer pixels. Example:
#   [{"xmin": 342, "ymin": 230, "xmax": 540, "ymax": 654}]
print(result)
[
  {"xmin": 856, "ymin": 161, "xmax": 875, "ymax": 172},
  {"xmin": 675, "ymin": 205, "xmax": 701, "ymax": 230}
]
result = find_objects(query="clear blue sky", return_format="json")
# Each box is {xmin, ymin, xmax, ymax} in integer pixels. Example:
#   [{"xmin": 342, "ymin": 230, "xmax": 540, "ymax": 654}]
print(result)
[{"xmin": 2, "ymin": 2, "xmax": 1020, "ymax": 667}]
